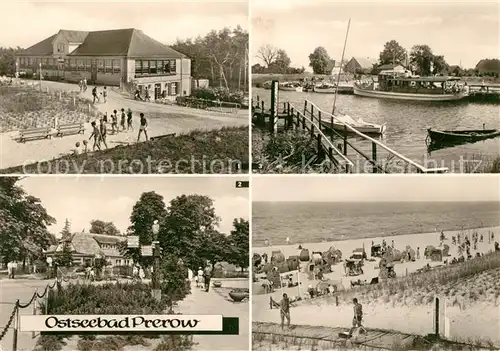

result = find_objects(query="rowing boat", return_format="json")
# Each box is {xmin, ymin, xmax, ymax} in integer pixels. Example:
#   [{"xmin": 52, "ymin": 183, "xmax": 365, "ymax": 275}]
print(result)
[
  {"xmin": 320, "ymin": 114, "xmax": 386, "ymax": 134},
  {"xmin": 427, "ymin": 128, "xmax": 500, "ymax": 144}
]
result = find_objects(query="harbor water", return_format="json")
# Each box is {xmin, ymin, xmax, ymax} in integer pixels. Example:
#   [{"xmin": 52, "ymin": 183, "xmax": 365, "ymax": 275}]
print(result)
[
  {"xmin": 253, "ymin": 88, "xmax": 500, "ymax": 172},
  {"xmin": 252, "ymin": 201, "xmax": 500, "ymax": 247}
]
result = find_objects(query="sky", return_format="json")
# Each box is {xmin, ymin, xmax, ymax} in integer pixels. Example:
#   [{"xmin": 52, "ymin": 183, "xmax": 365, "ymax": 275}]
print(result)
[
  {"xmin": 252, "ymin": 175, "xmax": 500, "ymax": 202},
  {"xmin": 19, "ymin": 176, "xmax": 249, "ymax": 237},
  {"xmin": 252, "ymin": 0, "xmax": 499, "ymax": 70},
  {"xmin": 0, "ymin": 1, "xmax": 248, "ymax": 48}
]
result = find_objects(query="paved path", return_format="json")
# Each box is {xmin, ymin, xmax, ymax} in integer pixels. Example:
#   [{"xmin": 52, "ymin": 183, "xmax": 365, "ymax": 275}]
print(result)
[
  {"xmin": 0, "ymin": 278, "xmax": 53, "ymax": 351},
  {"xmin": 1, "ymin": 80, "xmax": 248, "ymax": 170},
  {"xmin": 176, "ymin": 280, "xmax": 249, "ymax": 351}
]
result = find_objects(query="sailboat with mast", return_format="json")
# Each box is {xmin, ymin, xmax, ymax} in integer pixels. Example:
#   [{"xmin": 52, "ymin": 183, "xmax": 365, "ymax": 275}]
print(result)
[{"xmin": 320, "ymin": 19, "xmax": 386, "ymax": 135}]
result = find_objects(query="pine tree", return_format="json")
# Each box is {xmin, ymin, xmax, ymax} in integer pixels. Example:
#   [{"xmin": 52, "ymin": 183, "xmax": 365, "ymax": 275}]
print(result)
[{"xmin": 60, "ymin": 219, "xmax": 72, "ymax": 240}]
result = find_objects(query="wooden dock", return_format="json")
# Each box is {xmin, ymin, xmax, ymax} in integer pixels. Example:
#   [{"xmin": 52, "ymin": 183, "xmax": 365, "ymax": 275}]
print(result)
[
  {"xmin": 253, "ymin": 321, "xmax": 422, "ymax": 350},
  {"xmin": 252, "ymin": 81, "xmax": 448, "ymax": 174}
]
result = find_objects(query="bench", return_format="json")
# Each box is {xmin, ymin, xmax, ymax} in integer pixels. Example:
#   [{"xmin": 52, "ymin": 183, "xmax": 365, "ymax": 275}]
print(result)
[
  {"xmin": 149, "ymin": 133, "xmax": 176, "ymax": 141},
  {"xmin": 19, "ymin": 127, "xmax": 52, "ymax": 142},
  {"xmin": 56, "ymin": 122, "xmax": 85, "ymax": 137}
]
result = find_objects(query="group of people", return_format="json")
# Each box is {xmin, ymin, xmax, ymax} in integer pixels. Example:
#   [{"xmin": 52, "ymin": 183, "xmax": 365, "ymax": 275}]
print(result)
[
  {"xmin": 73, "ymin": 109, "xmax": 149, "ymax": 154},
  {"xmin": 195, "ymin": 265, "xmax": 212, "ymax": 292}
]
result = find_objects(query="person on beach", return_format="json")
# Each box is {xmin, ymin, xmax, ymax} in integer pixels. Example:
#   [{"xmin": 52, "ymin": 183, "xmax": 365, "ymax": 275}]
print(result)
[
  {"xmin": 102, "ymin": 86, "xmax": 107, "ymax": 103},
  {"xmin": 457, "ymin": 233, "xmax": 461, "ymax": 244},
  {"xmin": 349, "ymin": 298, "xmax": 363, "ymax": 336},
  {"xmin": 203, "ymin": 265, "xmax": 211, "ymax": 292},
  {"xmin": 83, "ymin": 78, "xmax": 87, "ymax": 91},
  {"xmin": 391, "ymin": 240, "xmax": 394, "ymax": 248},
  {"xmin": 78, "ymin": 80, "xmax": 83, "ymax": 92},
  {"xmin": 279, "ymin": 293, "xmax": 291, "ymax": 330},
  {"xmin": 480, "ymin": 233, "xmax": 483, "ymax": 242},
  {"xmin": 82, "ymin": 139, "xmax": 88, "ymax": 153},
  {"xmin": 89, "ymin": 121, "xmax": 102, "ymax": 151},
  {"xmin": 137, "ymin": 113, "xmax": 148, "ymax": 141},
  {"xmin": 452, "ymin": 236, "xmax": 456, "ymax": 245},
  {"xmin": 127, "ymin": 108, "xmax": 133, "ymax": 131},
  {"xmin": 286, "ymin": 237, "xmax": 291, "ymax": 245},
  {"xmin": 103, "ymin": 112, "xmax": 108, "ymax": 124},
  {"xmin": 416, "ymin": 247, "xmax": 420, "ymax": 260},
  {"xmin": 99, "ymin": 119, "xmax": 108, "ymax": 149},
  {"xmin": 111, "ymin": 110, "xmax": 119, "ymax": 134}
]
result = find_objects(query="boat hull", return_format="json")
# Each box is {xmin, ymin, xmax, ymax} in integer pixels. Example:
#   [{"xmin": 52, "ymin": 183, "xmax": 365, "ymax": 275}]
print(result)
[
  {"xmin": 313, "ymin": 87, "xmax": 336, "ymax": 94},
  {"xmin": 321, "ymin": 120, "xmax": 386, "ymax": 135},
  {"xmin": 427, "ymin": 129, "xmax": 500, "ymax": 143},
  {"xmin": 280, "ymin": 86, "xmax": 303, "ymax": 92},
  {"xmin": 353, "ymin": 85, "xmax": 467, "ymax": 101}
]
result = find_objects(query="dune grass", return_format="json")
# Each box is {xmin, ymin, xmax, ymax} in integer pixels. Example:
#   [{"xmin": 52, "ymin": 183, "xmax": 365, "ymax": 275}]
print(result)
[
  {"xmin": 2, "ymin": 126, "xmax": 249, "ymax": 174},
  {"xmin": 0, "ymin": 86, "xmax": 93, "ymax": 132}
]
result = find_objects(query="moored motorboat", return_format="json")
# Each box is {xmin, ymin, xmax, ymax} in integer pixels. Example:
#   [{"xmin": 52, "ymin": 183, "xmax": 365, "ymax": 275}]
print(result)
[
  {"xmin": 427, "ymin": 128, "xmax": 500, "ymax": 144},
  {"xmin": 353, "ymin": 74, "xmax": 468, "ymax": 101},
  {"xmin": 313, "ymin": 83, "xmax": 336, "ymax": 94},
  {"xmin": 320, "ymin": 114, "xmax": 386, "ymax": 134},
  {"xmin": 279, "ymin": 82, "xmax": 303, "ymax": 92}
]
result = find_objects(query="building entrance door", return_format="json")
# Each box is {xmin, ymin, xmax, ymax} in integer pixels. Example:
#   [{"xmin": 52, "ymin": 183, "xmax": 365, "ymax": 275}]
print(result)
[{"xmin": 154, "ymin": 83, "xmax": 161, "ymax": 100}]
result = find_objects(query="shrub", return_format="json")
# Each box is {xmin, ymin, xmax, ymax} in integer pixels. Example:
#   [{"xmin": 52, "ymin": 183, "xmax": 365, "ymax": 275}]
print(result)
[{"xmin": 190, "ymin": 87, "xmax": 244, "ymax": 104}]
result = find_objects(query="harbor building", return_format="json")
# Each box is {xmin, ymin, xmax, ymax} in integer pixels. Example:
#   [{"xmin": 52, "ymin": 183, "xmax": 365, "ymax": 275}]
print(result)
[
  {"xmin": 344, "ymin": 57, "xmax": 379, "ymax": 74},
  {"xmin": 16, "ymin": 28, "xmax": 191, "ymax": 98}
]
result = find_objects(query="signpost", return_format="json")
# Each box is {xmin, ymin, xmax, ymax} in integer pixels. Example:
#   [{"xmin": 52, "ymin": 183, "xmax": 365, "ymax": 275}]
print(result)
[
  {"xmin": 127, "ymin": 235, "xmax": 139, "ymax": 248},
  {"xmin": 141, "ymin": 245, "xmax": 153, "ymax": 256}
]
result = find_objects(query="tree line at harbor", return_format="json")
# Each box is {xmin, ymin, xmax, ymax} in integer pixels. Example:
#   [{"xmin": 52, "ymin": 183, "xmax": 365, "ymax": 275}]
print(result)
[{"xmin": 253, "ymin": 40, "xmax": 500, "ymax": 77}]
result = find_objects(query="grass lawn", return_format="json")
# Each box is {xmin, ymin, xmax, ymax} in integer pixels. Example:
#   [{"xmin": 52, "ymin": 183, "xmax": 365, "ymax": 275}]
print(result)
[{"xmin": 3, "ymin": 126, "xmax": 249, "ymax": 174}]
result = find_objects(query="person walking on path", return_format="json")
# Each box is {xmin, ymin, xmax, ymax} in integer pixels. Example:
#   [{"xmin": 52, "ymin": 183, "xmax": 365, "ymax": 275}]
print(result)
[
  {"xmin": 92, "ymin": 86, "xmax": 99, "ymax": 104},
  {"xmin": 349, "ymin": 298, "xmax": 364, "ymax": 336},
  {"xmin": 99, "ymin": 119, "xmax": 108, "ymax": 149},
  {"xmin": 197, "ymin": 267, "xmax": 204, "ymax": 289},
  {"xmin": 89, "ymin": 121, "xmax": 102, "ymax": 151},
  {"xmin": 83, "ymin": 78, "xmax": 87, "ymax": 92},
  {"xmin": 120, "ymin": 108, "xmax": 126, "ymax": 131},
  {"xmin": 203, "ymin": 265, "xmax": 212, "ymax": 292},
  {"xmin": 279, "ymin": 293, "xmax": 291, "ymax": 330},
  {"xmin": 111, "ymin": 110, "xmax": 119, "ymax": 134},
  {"xmin": 137, "ymin": 113, "xmax": 148, "ymax": 141},
  {"xmin": 127, "ymin": 108, "xmax": 133, "ymax": 131},
  {"xmin": 102, "ymin": 86, "xmax": 107, "ymax": 103}
]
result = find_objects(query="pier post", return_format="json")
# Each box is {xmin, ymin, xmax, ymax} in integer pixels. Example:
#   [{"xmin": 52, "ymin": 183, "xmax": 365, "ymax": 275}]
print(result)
[
  {"xmin": 303, "ymin": 100, "xmax": 307, "ymax": 116},
  {"xmin": 330, "ymin": 117, "xmax": 335, "ymax": 142},
  {"xmin": 371, "ymin": 142, "xmax": 377, "ymax": 173},
  {"xmin": 316, "ymin": 134, "xmax": 322, "ymax": 158},
  {"xmin": 343, "ymin": 125, "xmax": 348, "ymax": 156},
  {"xmin": 291, "ymin": 107, "xmax": 296, "ymax": 129},
  {"xmin": 270, "ymin": 80, "xmax": 279, "ymax": 134},
  {"xmin": 318, "ymin": 110, "xmax": 322, "ymax": 129},
  {"xmin": 286, "ymin": 103, "xmax": 292, "ymax": 130}
]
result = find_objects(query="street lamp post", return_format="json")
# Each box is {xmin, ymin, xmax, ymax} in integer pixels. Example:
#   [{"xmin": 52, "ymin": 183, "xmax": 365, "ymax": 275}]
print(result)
[{"xmin": 151, "ymin": 220, "xmax": 161, "ymax": 301}]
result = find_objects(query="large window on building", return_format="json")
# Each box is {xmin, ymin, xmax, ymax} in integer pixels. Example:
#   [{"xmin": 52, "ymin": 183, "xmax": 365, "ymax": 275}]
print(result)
[
  {"xmin": 134, "ymin": 59, "xmax": 177, "ymax": 77},
  {"xmin": 97, "ymin": 59, "xmax": 104, "ymax": 73},
  {"xmin": 57, "ymin": 43, "xmax": 65, "ymax": 54},
  {"xmin": 112, "ymin": 59, "xmax": 121, "ymax": 74},
  {"xmin": 85, "ymin": 59, "xmax": 91, "ymax": 71},
  {"xmin": 166, "ymin": 60, "xmax": 176, "ymax": 73},
  {"xmin": 135, "ymin": 60, "xmax": 142, "ymax": 74},
  {"xmin": 170, "ymin": 82, "xmax": 178, "ymax": 96},
  {"xmin": 105, "ymin": 59, "xmax": 112, "ymax": 73}
]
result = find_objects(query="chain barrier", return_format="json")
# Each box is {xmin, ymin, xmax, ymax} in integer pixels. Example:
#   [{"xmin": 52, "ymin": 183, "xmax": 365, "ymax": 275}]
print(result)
[
  {"xmin": 0, "ymin": 302, "xmax": 18, "ymax": 341},
  {"xmin": 0, "ymin": 278, "xmax": 59, "ymax": 342}
]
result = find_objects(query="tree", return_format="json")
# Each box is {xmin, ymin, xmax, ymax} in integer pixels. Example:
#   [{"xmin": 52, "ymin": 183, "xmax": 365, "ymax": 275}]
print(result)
[
  {"xmin": 90, "ymin": 220, "xmax": 121, "ymax": 236},
  {"xmin": 409, "ymin": 44, "xmax": 434, "ymax": 76},
  {"xmin": 198, "ymin": 230, "xmax": 234, "ymax": 273},
  {"xmin": 160, "ymin": 256, "xmax": 190, "ymax": 307},
  {"xmin": 268, "ymin": 49, "xmax": 291, "ymax": 74},
  {"xmin": 431, "ymin": 55, "xmax": 449, "ymax": 75},
  {"xmin": 119, "ymin": 191, "xmax": 167, "ymax": 268},
  {"xmin": 0, "ymin": 47, "xmax": 23, "ymax": 76},
  {"xmin": 379, "ymin": 40, "xmax": 406, "ymax": 65},
  {"xmin": 54, "ymin": 241, "xmax": 73, "ymax": 268},
  {"xmin": 60, "ymin": 219, "xmax": 71, "ymax": 240},
  {"xmin": 309, "ymin": 47, "xmax": 335, "ymax": 74},
  {"xmin": 257, "ymin": 44, "xmax": 278, "ymax": 67},
  {"xmin": 0, "ymin": 177, "xmax": 55, "ymax": 264},
  {"xmin": 172, "ymin": 26, "xmax": 248, "ymax": 91},
  {"xmin": 160, "ymin": 194, "xmax": 220, "ymax": 271},
  {"xmin": 228, "ymin": 218, "xmax": 249, "ymax": 271}
]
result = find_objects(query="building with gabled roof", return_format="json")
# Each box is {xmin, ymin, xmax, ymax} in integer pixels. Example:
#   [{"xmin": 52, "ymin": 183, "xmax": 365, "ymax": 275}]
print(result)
[
  {"xmin": 16, "ymin": 28, "xmax": 191, "ymax": 98},
  {"xmin": 344, "ymin": 57, "xmax": 379, "ymax": 74},
  {"xmin": 44, "ymin": 231, "xmax": 131, "ymax": 267}
]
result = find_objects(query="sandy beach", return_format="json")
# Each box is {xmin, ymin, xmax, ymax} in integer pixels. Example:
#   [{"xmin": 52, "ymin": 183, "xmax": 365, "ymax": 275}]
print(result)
[
  {"xmin": 1, "ymin": 81, "xmax": 247, "ymax": 170},
  {"xmin": 253, "ymin": 226, "xmax": 500, "ymax": 345}
]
